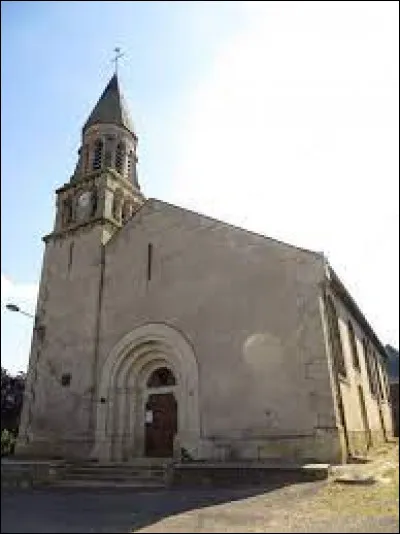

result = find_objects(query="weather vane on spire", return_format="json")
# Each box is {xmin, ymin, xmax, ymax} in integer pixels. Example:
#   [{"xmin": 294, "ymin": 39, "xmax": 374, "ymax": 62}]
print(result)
[{"xmin": 112, "ymin": 47, "xmax": 125, "ymax": 74}]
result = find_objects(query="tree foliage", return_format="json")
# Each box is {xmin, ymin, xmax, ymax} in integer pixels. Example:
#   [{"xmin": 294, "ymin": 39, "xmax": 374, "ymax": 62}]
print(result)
[{"xmin": 1, "ymin": 367, "xmax": 25, "ymax": 455}]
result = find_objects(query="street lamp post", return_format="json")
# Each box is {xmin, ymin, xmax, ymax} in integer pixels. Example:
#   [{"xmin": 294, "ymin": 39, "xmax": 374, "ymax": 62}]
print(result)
[
  {"xmin": 6, "ymin": 303, "xmax": 35, "ymax": 319},
  {"xmin": 6, "ymin": 303, "xmax": 45, "ymax": 342},
  {"xmin": 6, "ymin": 303, "xmax": 105, "ymax": 402},
  {"xmin": 5, "ymin": 302, "xmax": 37, "ymax": 448}
]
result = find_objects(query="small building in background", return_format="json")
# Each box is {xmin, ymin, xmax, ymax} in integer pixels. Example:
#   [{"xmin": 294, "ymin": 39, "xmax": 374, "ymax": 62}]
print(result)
[{"xmin": 385, "ymin": 345, "xmax": 399, "ymax": 437}]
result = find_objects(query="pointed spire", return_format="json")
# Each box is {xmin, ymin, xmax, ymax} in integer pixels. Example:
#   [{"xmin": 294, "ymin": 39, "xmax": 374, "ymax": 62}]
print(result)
[{"xmin": 83, "ymin": 74, "xmax": 135, "ymax": 135}]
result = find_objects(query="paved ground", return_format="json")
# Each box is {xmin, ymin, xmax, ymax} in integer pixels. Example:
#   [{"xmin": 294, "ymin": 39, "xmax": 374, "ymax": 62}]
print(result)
[
  {"xmin": 2, "ymin": 443, "xmax": 398, "ymax": 533},
  {"xmin": 1, "ymin": 479, "xmax": 398, "ymax": 533},
  {"xmin": 1, "ymin": 483, "xmax": 306, "ymax": 533}
]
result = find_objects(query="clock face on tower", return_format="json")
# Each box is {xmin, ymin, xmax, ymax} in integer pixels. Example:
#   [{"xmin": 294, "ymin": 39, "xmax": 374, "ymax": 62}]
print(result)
[
  {"xmin": 75, "ymin": 190, "xmax": 92, "ymax": 222},
  {"xmin": 78, "ymin": 191, "xmax": 91, "ymax": 208}
]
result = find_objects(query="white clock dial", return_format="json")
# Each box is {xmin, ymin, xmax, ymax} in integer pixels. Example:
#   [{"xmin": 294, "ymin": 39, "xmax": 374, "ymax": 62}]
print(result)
[{"xmin": 78, "ymin": 191, "xmax": 91, "ymax": 208}]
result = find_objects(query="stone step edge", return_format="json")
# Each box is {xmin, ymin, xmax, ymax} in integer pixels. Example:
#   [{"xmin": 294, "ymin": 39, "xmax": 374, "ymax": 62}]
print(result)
[
  {"xmin": 51, "ymin": 480, "xmax": 167, "ymax": 488},
  {"xmin": 66, "ymin": 468, "xmax": 165, "ymax": 473},
  {"xmin": 60, "ymin": 473, "xmax": 165, "ymax": 482}
]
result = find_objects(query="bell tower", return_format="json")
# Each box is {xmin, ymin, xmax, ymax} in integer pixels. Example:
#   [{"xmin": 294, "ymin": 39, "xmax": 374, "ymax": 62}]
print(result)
[
  {"xmin": 49, "ymin": 73, "xmax": 145, "ymax": 245},
  {"xmin": 15, "ymin": 71, "xmax": 145, "ymax": 460}
]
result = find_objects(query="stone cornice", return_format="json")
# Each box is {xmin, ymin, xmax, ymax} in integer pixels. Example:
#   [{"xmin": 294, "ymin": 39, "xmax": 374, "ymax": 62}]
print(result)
[
  {"xmin": 57, "ymin": 168, "xmax": 142, "ymax": 196},
  {"xmin": 42, "ymin": 216, "xmax": 121, "ymax": 243}
]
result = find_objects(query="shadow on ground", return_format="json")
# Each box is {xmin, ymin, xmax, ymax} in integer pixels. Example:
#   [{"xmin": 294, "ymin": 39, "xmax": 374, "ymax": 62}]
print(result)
[{"xmin": 1, "ymin": 476, "xmax": 321, "ymax": 533}]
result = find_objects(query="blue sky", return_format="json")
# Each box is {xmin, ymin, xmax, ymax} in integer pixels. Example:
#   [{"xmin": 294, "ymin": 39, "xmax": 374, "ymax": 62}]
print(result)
[
  {"xmin": 1, "ymin": 0, "xmax": 244, "ymax": 372},
  {"xmin": 1, "ymin": 1, "xmax": 399, "ymax": 373}
]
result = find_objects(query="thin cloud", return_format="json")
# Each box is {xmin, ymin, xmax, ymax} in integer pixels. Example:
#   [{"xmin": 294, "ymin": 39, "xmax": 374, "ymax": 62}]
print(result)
[
  {"xmin": 1, "ymin": 274, "xmax": 38, "ymax": 374},
  {"xmin": 1, "ymin": 273, "xmax": 38, "ymax": 310},
  {"xmin": 168, "ymin": 2, "xmax": 399, "ymax": 346}
]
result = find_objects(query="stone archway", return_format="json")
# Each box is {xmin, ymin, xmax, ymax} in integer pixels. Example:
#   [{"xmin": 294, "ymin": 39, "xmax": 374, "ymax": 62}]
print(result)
[{"xmin": 91, "ymin": 323, "xmax": 200, "ymax": 462}]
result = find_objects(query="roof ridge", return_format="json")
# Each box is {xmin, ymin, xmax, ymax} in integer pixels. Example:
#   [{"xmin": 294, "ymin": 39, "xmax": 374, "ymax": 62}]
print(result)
[{"xmin": 149, "ymin": 198, "xmax": 323, "ymax": 258}]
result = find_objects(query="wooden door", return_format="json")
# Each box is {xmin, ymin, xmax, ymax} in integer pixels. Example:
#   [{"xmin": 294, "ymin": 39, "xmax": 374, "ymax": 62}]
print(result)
[{"xmin": 145, "ymin": 393, "xmax": 177, "ymax": 458}]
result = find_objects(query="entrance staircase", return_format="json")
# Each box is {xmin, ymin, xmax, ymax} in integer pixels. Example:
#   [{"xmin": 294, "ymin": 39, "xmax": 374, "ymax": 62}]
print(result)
[
  {"xmin": 53, "ymin": 459, "xmax": 171, "ymax": 489},
  {"xmin": 2, "ymin": 458, "xmax": 331, "ymax": 489}
]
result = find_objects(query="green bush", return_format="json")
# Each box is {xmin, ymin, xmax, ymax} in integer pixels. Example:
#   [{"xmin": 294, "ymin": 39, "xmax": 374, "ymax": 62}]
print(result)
[{"xmin": 1, "ymin": 429, "xmax": 16, "ymax": 457}]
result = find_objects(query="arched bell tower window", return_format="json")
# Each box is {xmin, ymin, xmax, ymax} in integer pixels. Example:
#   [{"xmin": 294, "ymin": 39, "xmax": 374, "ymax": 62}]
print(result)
[
  {"xmin": 92, "ymin": 139, "xmax": 104, "ymax": 170},
  {"xmin": 147, "ymin": 367, "xmax": 176, "ymax": 388},
  {"xmin": 82, "ymin": 144, "xmax": 89, "ymax": 174},
  {"xmin": 127, "ymin": 150, "xmax": 133, "ymax": 181},
  {"xmin": 115, "ymin": 142, "xmax": 125, "ymax": 174}
]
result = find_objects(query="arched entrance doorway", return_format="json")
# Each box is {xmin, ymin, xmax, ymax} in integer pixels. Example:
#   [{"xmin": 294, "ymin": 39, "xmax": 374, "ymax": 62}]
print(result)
[{"xmin": 91, "ymin": 323, "xmax": 200, "ymax": 462}]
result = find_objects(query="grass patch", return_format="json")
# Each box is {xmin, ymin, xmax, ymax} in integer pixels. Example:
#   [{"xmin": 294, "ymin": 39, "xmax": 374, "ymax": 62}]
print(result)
[
  {"xmin": 316, "ymin": 478, "xmax": 399, "ymax": 516},
  {"xmin": 308, "ymin": 442, "xmax": 399, "ymax": 518}
]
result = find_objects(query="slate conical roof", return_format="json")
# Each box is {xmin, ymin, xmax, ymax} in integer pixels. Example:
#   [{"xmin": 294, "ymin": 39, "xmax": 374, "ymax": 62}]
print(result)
[{"xmin": 83, "ymin": 73, "xmax": 135, "ymax": 134}]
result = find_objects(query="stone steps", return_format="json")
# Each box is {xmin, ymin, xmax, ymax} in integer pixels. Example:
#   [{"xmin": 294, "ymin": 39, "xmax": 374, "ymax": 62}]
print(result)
[
  {"xmin": 2, "ymin": 459, "xmax": 332, "ymax": 489},
  {"xmin": 54, "ymin": 462, "xmax": 169, "ymax": 489},
  {"xmin": 52, "ymin": 475, "xmax": 167, "ymax": 488},
  {"xmin": 52, "ymin": 479, "xmax": 166, "ymax": 489},
  {"xmin": 65, "ymin": 467, "xmax": 165, "ymax": 477}
]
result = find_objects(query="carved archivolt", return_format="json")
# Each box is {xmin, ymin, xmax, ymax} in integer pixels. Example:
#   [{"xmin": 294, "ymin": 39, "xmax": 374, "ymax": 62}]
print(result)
[{"xmin": 91, "ymin": 323, "xmax": 201, "ymax": 461}]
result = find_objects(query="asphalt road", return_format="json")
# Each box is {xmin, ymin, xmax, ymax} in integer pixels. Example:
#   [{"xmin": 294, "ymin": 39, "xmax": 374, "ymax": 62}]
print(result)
[
  {"xmin": 1, "ymin": 484, "xmax": 286, "ymax": 533},
  {"xmin": 1, "ymin": 482, "xmax": 398, "ymax": 533}
]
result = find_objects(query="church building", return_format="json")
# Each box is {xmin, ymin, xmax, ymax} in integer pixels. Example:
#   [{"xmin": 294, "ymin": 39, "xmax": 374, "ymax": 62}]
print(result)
[{"xmin": 16, "ymin": 73, "xmax": 393, "ymax": 465}]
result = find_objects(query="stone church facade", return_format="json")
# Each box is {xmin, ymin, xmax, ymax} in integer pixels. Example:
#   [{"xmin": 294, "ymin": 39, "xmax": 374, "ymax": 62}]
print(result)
[{"xmin": 16, "ymin": 74, "xmax": 393, "ymax": 465}]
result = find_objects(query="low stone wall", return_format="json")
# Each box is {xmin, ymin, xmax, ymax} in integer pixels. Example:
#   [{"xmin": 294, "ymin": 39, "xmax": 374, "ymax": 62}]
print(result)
[
  {"xmin": 206, "ymin": 429, "xmax": 343, "ymax": 465},
  {"xmin": 170, "ymin": 463, "xmax": 330, "ymax": 488},
  {"xmin": 1, "ymin": 459, "xmax": 66, "ymax": 488}
]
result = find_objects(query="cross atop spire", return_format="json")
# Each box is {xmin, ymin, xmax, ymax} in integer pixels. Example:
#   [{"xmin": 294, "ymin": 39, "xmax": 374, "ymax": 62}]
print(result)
[{"xmin": 111, "ymin": 47, "xmax": 125, "ymax": 75}]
